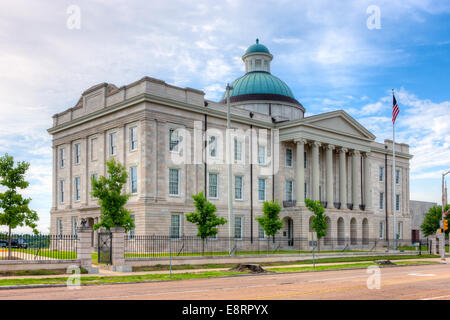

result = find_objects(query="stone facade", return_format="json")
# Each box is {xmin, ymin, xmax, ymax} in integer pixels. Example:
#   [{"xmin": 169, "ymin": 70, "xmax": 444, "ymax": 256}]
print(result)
[{"xmin": 48, "ymin": 44, "xmax": 413, "ymax": 246}]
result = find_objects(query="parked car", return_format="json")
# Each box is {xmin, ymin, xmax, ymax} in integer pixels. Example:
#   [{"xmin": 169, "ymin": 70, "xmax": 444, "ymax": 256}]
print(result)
[
  {"xmin": 0, "ymin": 239, "xmax": 7, "ymax": 248},
  {"xmin": 10, "ymin": 238, "xmax": 28, "ymax": 249}
]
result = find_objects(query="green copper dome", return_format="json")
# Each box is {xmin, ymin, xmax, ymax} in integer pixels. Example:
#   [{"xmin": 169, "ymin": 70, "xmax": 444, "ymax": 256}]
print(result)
[
  {"xmin": 225, "ymin": 71, "xmax": 294, "ymax": 98},
  {"xmin": 245, "ymin": 39, "xmax": 270, "ymax": 55}
]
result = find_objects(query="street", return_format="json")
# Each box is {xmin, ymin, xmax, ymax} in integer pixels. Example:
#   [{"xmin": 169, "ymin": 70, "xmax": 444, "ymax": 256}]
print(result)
[{"xmin": 0, "ymin": 263, "xmax": 449, "ymax": 300}]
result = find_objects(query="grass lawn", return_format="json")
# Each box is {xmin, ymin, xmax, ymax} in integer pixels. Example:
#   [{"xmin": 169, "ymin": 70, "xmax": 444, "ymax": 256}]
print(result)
[
  {"xmin": 12, "ymin": 249, "xmax": 77, "ymax": 260},
  {"xmin": 132, "ymin": 254, "xmax": 439, "ymax": 272}
]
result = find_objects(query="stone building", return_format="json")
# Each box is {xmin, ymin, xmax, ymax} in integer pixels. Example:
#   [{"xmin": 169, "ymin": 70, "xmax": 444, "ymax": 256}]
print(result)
[
  {"xmin": 48, "ymin": 40, "xmax": 413, "ymax": 246},
  {"xmin": 410, "ymin": 200, "xmax": 437, "ymax": 241}
]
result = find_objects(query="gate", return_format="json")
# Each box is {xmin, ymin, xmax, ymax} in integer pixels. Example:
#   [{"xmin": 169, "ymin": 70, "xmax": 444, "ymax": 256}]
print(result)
[{"xmin": 98, "ymin": 232, "xmax": 112, "ymax": 264}]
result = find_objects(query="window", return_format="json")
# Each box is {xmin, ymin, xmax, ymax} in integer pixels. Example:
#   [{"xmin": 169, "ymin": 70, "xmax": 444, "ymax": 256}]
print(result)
[
  {"xmin": 286, "ymin": 148, "xmax": 293, "ymax": 167},
  {"xmin": 235, "ymin": 176, "xmax": 243, "ymax": 200},
  {"xmin": 59, "ymin": 180, "xmax": 65, "ymax": 203},
  {"xmin": 234, "ymin": 138, "xmax": 242, "ymax": 162},
  {"xmin": 319, "ymin": 185, "xmax": 322, "ymax": 202},
  {"xmin": 234, "ymin": 217, "xmax": 242, "ymax": 239},
  {"xmin": 72, "ymin": 217, "xmax": 77, "ymax": 236},
  {"xmin": 109, "ymin": 132, "xmax": 117, "ymax": 155},
  {"xmin": 258, "ymin": 146, "xmax": 266, "ymax": 165},
  {"xmin": 128, "ymin": 215, "xmax": 135, "ymax": 239},
  {"xmin": 379, "ymin": 167, "xmax": 384, "ymax": 182},
  {"xmin": 91, "ymin": 138, "xmax": 97, "ymax": 161},
  {"xmin": 258, "ymin": 224, "xmax": 266, "ymax": 239},
  {"xmin": 130, "ymin": 127, "xmax": 138, "ymax": 151},
  {"xmin": 305, "ymin": 182, "xmax": 308, "ymax": 199},
  {"xmin": 379, "ymin": 221, "xmax": 384, "ymax": 239},
  {"xmin": 397, "ymin": 222, "xmax": 403, "ymax": 240},
  {"xmin": 286, "ymin": 181, "xmax": 293, "ymax": 201},
  {"xmin": 74, "ymin": 143, "xmax": 81, "ymax": 164},
  {"xmin": 60, "ymin": 148, "xmax": 65, "ymax": 168},
  {"xmin": 57, "ymin": 219, "xmax": 63, "ymax": 236},
  {"xmin": 209, "ymin": 136, "xmax": 217, "ymax": 157},
  {"xmin": 304, "ymin": 151, "xmax": 307, "ymax": 168},
  {"xmin": 130, "ymin": 167, "xmax": 138, "ymax": 194},
  {"xmin": 258, "ymin": 178, "xmax": 266, "ymax": 201},
  {"xmin": 74, "ymin": 177, "xmax": 81, "ymax": 201},
  {"xmin": 170, "ymin": 214, "xmax": 181, "ymax": 238},
  {"xmin": 209, "ymin": 173, "xmax": 218, "ymax": 198},
  {"xmin": 169, "ymin": 169, "xmax": 180, "ymax": 196},
  {"xmin": 396, "ymin": 194, "xmax": 400, "ymax": 211},
  {"xmin": 379, "ymin": 192, "xmax": 384, "ymax": 209},
  {"xmin": 395, "ymin": 169, "xmax": 400, "ymax": 184},
  {"xmin": 169, "ymin": 129, "xmax": 179, "ymax": 152}
]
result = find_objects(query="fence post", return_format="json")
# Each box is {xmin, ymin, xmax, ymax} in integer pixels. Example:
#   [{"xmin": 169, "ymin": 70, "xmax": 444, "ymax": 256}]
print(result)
[
  {"xmin": 76, "ymin": 226, "xmax": 98, "ymax": 273},
  {"xmin": 110, "ymin": 227, "xmax": 131, "ymax": 272}
]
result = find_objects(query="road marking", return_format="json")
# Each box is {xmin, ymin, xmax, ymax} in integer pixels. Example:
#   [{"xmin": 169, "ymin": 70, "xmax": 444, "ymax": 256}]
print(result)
[
  {"xmin": 408, "ymin": 273, "xmax": 436, "ymax": 277},
  {"xmin": 422, "ymin": 294, "xmax": 450, "ymax": 300}
]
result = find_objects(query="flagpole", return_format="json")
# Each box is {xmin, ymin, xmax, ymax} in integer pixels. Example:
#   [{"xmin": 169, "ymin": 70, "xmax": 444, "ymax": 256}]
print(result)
[{"xmin": 392, "ymin": 88, "xmax": 397, "ymax": 251}]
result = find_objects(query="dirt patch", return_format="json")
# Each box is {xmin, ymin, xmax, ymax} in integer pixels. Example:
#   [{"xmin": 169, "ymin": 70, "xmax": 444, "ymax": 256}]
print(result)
[
  {"xmin": 374, "ymin": 260, "xmax": 395, "ymax": 265},
  {"xmin": 229, "ymin": 264, "xmax": 269, "ymax": 273}
]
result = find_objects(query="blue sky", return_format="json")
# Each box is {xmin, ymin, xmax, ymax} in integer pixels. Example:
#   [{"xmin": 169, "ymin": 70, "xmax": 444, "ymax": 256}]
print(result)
[{"xmin": 0, "ymin": 0, "xmax": 449, "ymax": 232}]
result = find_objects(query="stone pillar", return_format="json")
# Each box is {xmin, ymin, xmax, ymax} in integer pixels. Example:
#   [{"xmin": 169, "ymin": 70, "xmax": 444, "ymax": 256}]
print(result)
[
  {"xmin": 339, "ymin": 148, "xmax": 348, "ymax": 209},
  {"xmin": 363, "ymin": 153, "xmax": 371, "ymax": 209},
  {"xmin": 111, "ymin": 227, "xmax": 131, "ymax": 272},
  {"xmin": 351, "ymin": 150, "xmax": 361, "ymax": 209},
  {"xmin": 295, "ymin": 139, "xmax": 306, "ymax": 205},
  {"xmin": 326, "ymin": 144, "xmax": 335, "ymax": 208},
  {"xmin": 311, "ymin": 141, "xmax": 321, "ymax": 201},
  {"xmin": 76, "ymin": 226, "xmax": 97, "ymax": 273}
]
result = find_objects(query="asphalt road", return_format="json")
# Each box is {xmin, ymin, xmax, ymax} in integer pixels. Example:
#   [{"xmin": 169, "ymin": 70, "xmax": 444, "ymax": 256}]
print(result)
[{"xmin": 1, "ymin": 263, "xmax": 450, "ymax": 300}]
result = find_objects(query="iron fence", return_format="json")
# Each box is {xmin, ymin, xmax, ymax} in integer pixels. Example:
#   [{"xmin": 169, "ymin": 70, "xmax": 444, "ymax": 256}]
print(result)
[
  {"xmin": 0, "ymin": 233, "xmax": 78, "ymax": 261},
  {"xmin": 124, "ymin": 235, "xmax": 428, "ymax": 260}
]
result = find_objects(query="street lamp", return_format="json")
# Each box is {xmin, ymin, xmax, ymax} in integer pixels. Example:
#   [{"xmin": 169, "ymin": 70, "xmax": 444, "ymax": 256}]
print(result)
[
  {"xmin": 441, "ymin": 170, "xmax": 450, "ymax": 262},
  {"xmin": 226, "ymin": 83, "xmax": 234, "ymax": 255}
]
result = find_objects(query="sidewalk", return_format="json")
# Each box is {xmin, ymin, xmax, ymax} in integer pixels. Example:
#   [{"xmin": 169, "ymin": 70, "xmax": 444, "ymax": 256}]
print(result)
[{"xmin": 0, "ymin": 258, "xmax": 443, "ymax": 281}]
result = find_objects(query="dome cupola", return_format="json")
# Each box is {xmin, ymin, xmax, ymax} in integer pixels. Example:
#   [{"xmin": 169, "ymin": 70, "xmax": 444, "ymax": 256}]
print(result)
[{"xmin": 242, "ymin": 38, "xmax": 273, "ymax": 73}]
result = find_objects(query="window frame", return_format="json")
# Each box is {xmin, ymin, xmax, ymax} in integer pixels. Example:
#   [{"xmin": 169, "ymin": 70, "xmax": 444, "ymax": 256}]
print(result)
[
  {"xmin": 234, "ymin": 138, "xmax": 243, "ymax": 163},
  {"xmin": 235, "ymin": 175, "xmax": 243, "ymax": 200},
  {"xmin": 109, "ymin": 132, "xmax": 117, "ymax": 156},
  {"xmin": 169, "ymin": 168, "xmax": 180, "ymax": 196},
  {"xmin": 379, "ymin": 167, "xmax": 384, "ymax": 182},
  {"xmin": 170, "ymin": 214, "xmax": 181, "ymax": 239},
  {"xmin": 285, "ymin": 148, "xmax": 293, "ymax": 167},
  {"xmin": 379, "ymin": 192, "xmax": 384, "ymax": 209},
  {"xmin": 59, "ymin": 180, "xmax": 65, "ymax": 204},
  {"xmin": 130, "ymin": 166, "xmax": 138, "ymax": 194},
  {"xmin": 258, "ymin": 178, "xmax": 266, "ymax": 201},
  {"xmin": 74, "ymin": 143, "xmax": 81, "ymax": 165},
  {"xmin": 234, "ymin": 216, "xmax": 242, "ymax": 240},
  {"xmin": 285, "ymin": 180, "xmax": 293, "ymax": 201},
  {"xmin": 129, "ymin": 126, "xmax": 138, "ymax": 152},
  {"xmin": 60, "ymin": 148, "xmax": 65, "ymax": 168},
  {"xmin": 395, "ymin": 169, "xmax": 400, "ymax": 184},
  {"xmin": 74, "ymin": 177, "xmax": 81, "ymax": 202}
]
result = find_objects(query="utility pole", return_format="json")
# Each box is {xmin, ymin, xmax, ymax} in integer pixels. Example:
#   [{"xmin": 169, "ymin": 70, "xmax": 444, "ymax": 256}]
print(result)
[
  {"xmin": 441, "ymin": 170, "xmax": 450, "ymax": 262},
  {"xmin": 226, "ymin": 83, "xmax": 234, "ymax": 255}
]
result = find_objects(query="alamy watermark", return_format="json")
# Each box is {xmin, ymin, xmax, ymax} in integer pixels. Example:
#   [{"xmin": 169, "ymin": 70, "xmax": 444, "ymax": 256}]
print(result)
[
  {"xmin": 66, "ymin": 5, "xmax": 81, "ymax": 30},
  {"xmin": 366, "ymin": 5, "xmax": 381, "ymax": 30},
  {"xmin": 366, "ymin": 265, "xmax": 381, "ymax": 290},
  {"xmin": 66, "ymin": 265, "xmax": 81, "ymax": 289},
  {"xmin": 169, "ymin": 121, "xmax": 280, "ymax": 175}
]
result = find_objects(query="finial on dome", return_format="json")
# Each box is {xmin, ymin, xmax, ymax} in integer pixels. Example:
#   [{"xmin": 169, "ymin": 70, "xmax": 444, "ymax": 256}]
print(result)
[{"xmin": 256, "ymin": 38, "xmax": 259, "ymax": 44}]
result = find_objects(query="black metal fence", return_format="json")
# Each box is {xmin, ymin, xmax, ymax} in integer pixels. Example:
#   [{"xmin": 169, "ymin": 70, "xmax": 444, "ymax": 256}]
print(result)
[
  {"xmin": 124, "ymin": 235, "xmax": 429, "ymax": 260},
  {"xmin": 0, "ymin": 233, "xmax": 78, "ymax": 261}
]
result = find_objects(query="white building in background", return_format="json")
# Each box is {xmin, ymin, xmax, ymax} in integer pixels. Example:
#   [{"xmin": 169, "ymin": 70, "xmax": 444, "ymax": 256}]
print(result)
[{"xmin": 48, "ymin": 39, "xmax": 413, "ymax": 246}]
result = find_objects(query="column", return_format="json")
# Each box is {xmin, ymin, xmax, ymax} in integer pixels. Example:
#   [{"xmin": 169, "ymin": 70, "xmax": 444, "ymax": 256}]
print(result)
[
  {"xmin": 363, "ymin": 153, "xmax": 371, "ymax": 209},
  {"xmin": 311, "ymin": 141, "xmax": 321, "ymax": 201},
  {"xmin": 326, "ymin": 144, "xmax": 335, "ymax": 208},
  {"xmin": 295, "ymin": 139, "xmax": 306, "ymax": 205},
  {"xmin": 339, "ymin": 148, "xmax": 348, "ymax": 209},
  {"xmin": 111, "ymin": 227, "xmax": 131, "ymax": 272},
  {"xmin": 351, "ymin": 150, "xmax": 361, "ymax": 209},
  {"xmin": 52, "ymin": 146, "xmax": 57, "ymax": 210}
]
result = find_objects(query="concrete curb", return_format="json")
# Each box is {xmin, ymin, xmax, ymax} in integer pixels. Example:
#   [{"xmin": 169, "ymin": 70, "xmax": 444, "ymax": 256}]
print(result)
[{"xmin": 0, "ymin": 261, "xmax": 440, "ymax": 291}]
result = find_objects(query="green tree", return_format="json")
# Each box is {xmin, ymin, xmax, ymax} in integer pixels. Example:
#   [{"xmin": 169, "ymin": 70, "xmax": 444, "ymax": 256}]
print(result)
[
  {"xmin": 421, "ymin": 204, "xmax": 450, "ymax": 237},
  {"xmin": 256, "ymin": 200, "xmax": 283, "ymax": 248},
  {"xmin": 91, "ymin": 158, "xmax": 135, "ymax": 232},
  {"xmin": 305, "ymin": 198, "xmax": 328, "ymax": 252},
  {"xmin": 0, "ymin": 154, "xmax": 39, "ymax": 258},
  {"xmin": 186, "ymin": 191, "xmax": 227, "ymax": 255}
]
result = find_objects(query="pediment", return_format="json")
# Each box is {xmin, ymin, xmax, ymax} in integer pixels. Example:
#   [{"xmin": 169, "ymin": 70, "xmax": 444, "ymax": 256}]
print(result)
[{"xmin": 301, "ymin": 110, "xmax": 375, "ymax": 140}]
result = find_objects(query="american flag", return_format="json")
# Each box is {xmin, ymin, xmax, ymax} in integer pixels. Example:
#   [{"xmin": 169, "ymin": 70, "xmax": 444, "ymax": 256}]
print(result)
[{"xmin": 392, "ymin": 94, "xmax": 399, "ymax": 124}]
